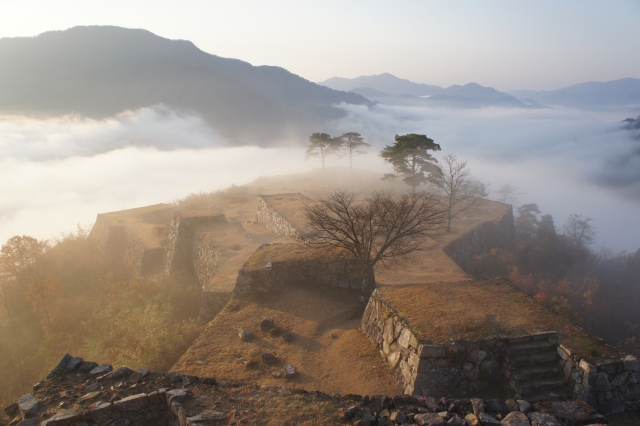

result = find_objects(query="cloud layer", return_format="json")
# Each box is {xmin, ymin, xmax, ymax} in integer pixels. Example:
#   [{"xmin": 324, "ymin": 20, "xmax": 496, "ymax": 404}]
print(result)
[{"xmin": 1, "ymin": 104, "xmax": 639, "ymax": 253}]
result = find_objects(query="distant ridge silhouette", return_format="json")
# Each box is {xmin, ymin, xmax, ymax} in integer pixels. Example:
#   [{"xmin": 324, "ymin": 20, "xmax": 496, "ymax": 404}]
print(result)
[{"xmin": 0, "ymin": 26, "xmax": 370, "ymax": 145}]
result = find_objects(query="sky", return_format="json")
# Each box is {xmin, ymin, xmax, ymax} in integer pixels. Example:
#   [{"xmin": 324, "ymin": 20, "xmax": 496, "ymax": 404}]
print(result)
[{"xmin": 1, "ymin": 0, "xmax": 639, "ymax": 90}]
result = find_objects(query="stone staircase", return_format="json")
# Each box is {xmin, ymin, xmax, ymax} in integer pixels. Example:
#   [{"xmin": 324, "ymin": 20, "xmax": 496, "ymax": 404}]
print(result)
[{"xmin": 502, "ymin": 332, "xmax": 573, "ymax": 402}]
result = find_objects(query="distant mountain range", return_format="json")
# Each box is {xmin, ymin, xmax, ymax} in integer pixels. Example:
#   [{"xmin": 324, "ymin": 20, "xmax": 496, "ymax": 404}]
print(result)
[
  {"xmin": 320, "ymin": 73, "xmax": 544, "ymax": 109},
  {"xmin": 509, "ymin": 79, "xmax": 640, "ymax": 109},
  {"xmin": 0, "ymin": 26, "xmax": 369, "ymax": 144},
  {"xmin": 320, "ymin": 73, "xmax": 640, "ymax": 110}
]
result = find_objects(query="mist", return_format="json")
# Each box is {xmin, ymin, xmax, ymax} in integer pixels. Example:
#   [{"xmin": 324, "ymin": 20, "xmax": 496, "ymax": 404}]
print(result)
[{"xmin": 1, "ymin": 104, "xmax": 639, "ymax": 253}]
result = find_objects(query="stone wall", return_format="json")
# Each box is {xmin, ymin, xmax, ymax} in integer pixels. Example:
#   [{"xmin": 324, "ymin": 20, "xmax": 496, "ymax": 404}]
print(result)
[
  {"xmin": 443, "ymin": 205, "xmax": 515, "ymax": 274},
  {"xmin": 255, "ymin": 196, "xmax": 306, "ymax": 242},
  {"xmin": 234, "ymin": 245, "xmax": 364, "ymax": 294},
  {"xmin": 89, "ymin": 217, "xmax": 164, "ymax": 275},
  {"xmin": 192, "ymin": 233, "xmax": 222, "ymax": 289},
  {"xmin": 163, "ymin": 211, "xmax": 227, "ymax": 275},
  {"xmin": 361, "ymin": 289, "xmax": 508, "ymax": 398},
  {"xmin": 556, "ymin": 344, "xmax": 640, "ymax": 414}
]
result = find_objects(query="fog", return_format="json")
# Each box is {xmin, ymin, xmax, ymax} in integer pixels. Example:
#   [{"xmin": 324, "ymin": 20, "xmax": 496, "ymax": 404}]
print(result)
[{"xmin": 1, "ymin": 104, "xmax": 639, "ymax": 252}]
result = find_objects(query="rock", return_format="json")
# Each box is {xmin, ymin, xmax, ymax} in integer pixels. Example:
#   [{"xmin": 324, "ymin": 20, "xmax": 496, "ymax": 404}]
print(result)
[
  {"xmin": 281, "ymin": 331, "xmax": 294, "ymax": 342},
  {"xmin": 418, "ymin": 344, "xmax": 447, "ymax": 358},
  {"xmin": 464, "ymin": 413, "xmax": 479, "ymax": 426},
  {"xmin": 485, "ymin": 400, "xmax": 509, "ymax": 414},
  {"xmin": 41, "ymin": 410, "xmax": 82, "ymax": 426},
  {"xmin": 468, "ymin": 349, "xmax": 487, "ymax": 364},
  {"xmin": 18, "ymin": 394, "xmax": 38, "ymax": 418},
  {"xmin": 622, "ymin": 354, "xmax": 639, "ymax": 371},
  {"xmin": 88, "ymin": 364, "xmax": 112, "ymax": 376},
  {"xmin": 516, "ymin": 400, "xmax": 531, "ymax": 414},
  {"xmin": 77, "ymin": 391, "xmax": 101, "ymax": 403},
  {"xmin": 113, "ymin": 420, "xmax": 131, "ymax": 426},
  {"xmin": 448, "ymin": 415, "xmax": 465, "ymax": 426},
  {"xmin": 127, "ymin": 367, "xmax": 150, "ymax": 383},
  {"xmin": 259, "ymin": 317, "xmax": 275, "ymax": 331},
  {"xmin": 505, "ymin": 399, "xmax": 519, "ymax": 413},
  {"xmin": 343, "ymin": 405, "xmax": 361, "ymax": 420},
  {"xmin": 4, "ymin": 402, "xmax": 18, "ymax": 417},
  {"xmin": 471, "ymin": 398, "xmax": 485, "ymax": 416},
  {"xmin": 114, "ymin": 393, "xmax": 148, "ymax": 412},
  {"xmin": 415, "ymin": 412, "xmax": 445, "ymax": 425},
  {"xmin": 261, "ymin": 352, "xmax": 276, "ymax": 363},
  {"xmin": 111, "ymin": 366, "xmax": 134, "ymax": 380},
  {"xmin": 477, "ymin": 412, "xmax": 501, "ymax": 425},
  {"xmin": 65, "ymin": 357, "xmax": 83, "ymax": 371},
  {"xmin": 16, "ymin": 420, "xmax": 38, "ymax": 426},
  {"xmin": 269, "ymin": 326, "xmax": 284, "ymax": 336},
  {"xmin": 46, "ymin": 353, "xmax": 73, "ymax": 378},
  {"xmin": 361, "ymin": 411, "xmax": 376, "ymax": 422},
  {"xmin": 354, "ymin": 420, "xmax": 371, "ymax": 426},
  {"xmin": 284, "ymin": 364, "xmax": 296, "ymax": 378},
  {"xmin": 166, "ymin": 388, "xmax": 191, "ymax": 404},
  {"xmin": 91, "ymin": 402, "xmax": 112, "ymax": 424},
  {"xmin": 239, "ymin": 328, "xmax": 253, "ymax": 341},
  {"xmin": 86, "ymin": 383, "xmax": 99, "ymax": 392},
  {"xmin": 528, "ymin": 412, "xmax": 562, "ymax": 426},
  {"xmin": 394, "ymin": 394, "xmax": 425, "ymax": 408},
  {"xmin": 77, "ymin": 361, "xmax": 97, "ymax": 373},
  {"xmin": 32, "ymin": 381, "xmax": 45, "ymax": 391},
  {"xmin": 448, "ymin": 399, "xmax": 470, "ymax": 413},
  {"xmin": 201, "ymin": 377, "xmax": 217, "ymax": 386},
  {"xmin": 501, "ymin": 411, "xmax": 530, "ymax": 426}
]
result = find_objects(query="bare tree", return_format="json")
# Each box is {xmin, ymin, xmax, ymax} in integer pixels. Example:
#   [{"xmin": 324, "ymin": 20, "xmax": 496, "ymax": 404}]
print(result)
[
  {"xmin": 303, "ymin": 190, "xmax": 446, "ymax": 292},
  {"xmin": 495, "ymin": 183, "xmax": 524, "ymax": 205},
  {"xmin": 428, "ymin": 154, "xmax": 488, "ymax": 232},
  {"xmin": 563, "ymin": 214, "xmax": 596, "ymax": 247}
]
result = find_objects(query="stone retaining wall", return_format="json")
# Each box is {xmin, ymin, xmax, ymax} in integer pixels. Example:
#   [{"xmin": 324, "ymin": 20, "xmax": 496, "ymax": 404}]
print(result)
[
  {"xmin": 556, "ymin": 345, "xmax": 640, "ymax": 414},
  {"xmin": 443, "ymin": 205, "xmax": 515, "ymax": 274},
  {"xmin": 361, "ymin": 289, "xmax": 508, "ymax": 398},
  {"xmin": 234, "ymin": 245, "xmax": 364, "ymax": 294},
  {"xmin": 192, "ymin": 233, "xmax": 222, "ymax": 289},
  {"xmin": 255, "ymin": 196, "xmax": 306, "ymax": 242},
  {"xmin": 163, "ymin": 211, "xmax": 227, "ymax": 275}
]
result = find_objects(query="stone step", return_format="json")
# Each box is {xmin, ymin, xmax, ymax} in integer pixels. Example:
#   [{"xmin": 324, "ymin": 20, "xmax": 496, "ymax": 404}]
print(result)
[
  {"xmin": 511, "ymin": 361, "xmax": 564, "ymax": 381},
  {"xmin": 514, "ymin": 389, "xmax": 569, "ymax": 403},
  {"xmin": 506, "ymin": 339, "xmax": 555, "ymax": 354},
  {"xmin": 505, "ymin": 348, "xmax": 559, "ymax": 367},
  {"xmin": 509, "ymin": 378, "xmax": 568, "ymax": 396}
]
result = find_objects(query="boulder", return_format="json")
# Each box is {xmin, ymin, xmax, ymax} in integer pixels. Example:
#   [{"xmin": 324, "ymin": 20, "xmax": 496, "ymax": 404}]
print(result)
[
  {"xmin": 477, "ymin": 412, "xmax": 501, "ymax": 425},
  {"xmin": 77, "ymin": 361, "xmax": 97, "ymax": 373},
  {"xmin": 527, "ymin": 412, "xmax": 562, "ymax": 426},
  {"xmin": 284, "ymin": 364, "xmax": 297, "ymax": 378},
  {"xmin": 46, "ymin": 354, "xmax": 72, "ymax": 378},
  {"xmin": 41, "ymin": 410, "xmax": 82, "ymax": 426},
  {"xmin": 517, "ymin": 400, "xmax": 531, "ymax": 414},
  {"xmin": 259, "ymin": 317, "xmax": 275, "ymax": 331},
  {"xmin": 91, "ymin": 402, "xmax": 113, "ymax": 424},
  {"xmin": 485, "ymin": 399, "xmax": 509, "ymax": 414},
  {"xmin": 470, "ymin": 398, "xmax": 485, "ymax": 416},
  {"xmin": 281, "ymin": 331, "xmax": 294, "ymax": 342},
  {"xmin": 464, "ymin": 413, "xmax": 479, "ymax": 426},
  {"xmin": 88, "ymin": 364, "xmax": 113, "ymax": 376},
  {"xmin": 4, "ymin": 402, "xmax": 18, "ymax": 418},
  {"xmin": 17, "ymin": 394, "xmax": 38, "ymax": 418},
  {"xmin": 501, "ymin": 411, "xmax": 530, "ymax": 426},
  {"xmin": 111, "ymin": 366, "xmax": 134, "ymax": 380},
  {"xmin": 261, "ymin": 352, "xmax": 276, "ymax": 363},
  {"xmin": 238, "ymin": 328, "xmax": 253, "ymax": 341},
  {"xmin": 269, "ymin": 326, "xmax": 284, "ymax": 336},
  {"xmin": 65, "ymin": 357, "xmax": 83, "ymax": 371},
  {"xmin": 415, "ymin": 412, "xmax": 445, "ymax": 425},
  {"xmin": 16, "ymin": 420, "xmax": 38, "ymax": 426}
]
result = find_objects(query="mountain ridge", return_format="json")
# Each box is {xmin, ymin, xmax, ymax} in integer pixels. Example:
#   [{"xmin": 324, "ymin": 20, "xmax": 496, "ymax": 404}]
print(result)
[{"xmin": 0, "ymin": 26, "xmax": 370, "ymax": 145}]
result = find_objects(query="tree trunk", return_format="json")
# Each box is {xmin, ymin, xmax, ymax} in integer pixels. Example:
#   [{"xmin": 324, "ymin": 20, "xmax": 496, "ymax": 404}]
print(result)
[{"xmin": 361, "ymin": 266, "xmax": 376, "ymax": 294}]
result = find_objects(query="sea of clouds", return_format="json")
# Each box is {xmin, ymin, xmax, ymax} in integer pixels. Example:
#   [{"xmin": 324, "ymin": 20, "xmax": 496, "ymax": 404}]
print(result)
[{"xmin": 1, "ymin": 103, "xmax": 639, "ymax": 252}]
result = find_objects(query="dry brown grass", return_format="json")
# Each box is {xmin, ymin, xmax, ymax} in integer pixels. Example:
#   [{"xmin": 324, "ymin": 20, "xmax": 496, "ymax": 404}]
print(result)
[
  {"xmin": 379, "ymin": 280, "xmax": 621, "ymax": 362},
  {"xmin": 242, "ymin": 244, "xmax": 347, "ymax": 271},
  {"xmin": 171, "ymin": 285, "xmax": 400, "ymax": 396},
  {"xmin": 99, "ymin": 203, "xmax": 175, "ymax": 248}
]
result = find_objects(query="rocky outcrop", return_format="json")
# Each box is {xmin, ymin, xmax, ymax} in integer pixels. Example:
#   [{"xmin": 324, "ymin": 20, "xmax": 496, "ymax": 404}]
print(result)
[{"xmin": 444, "ymin": 205, "xmax": 515, "ymax": 274}]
